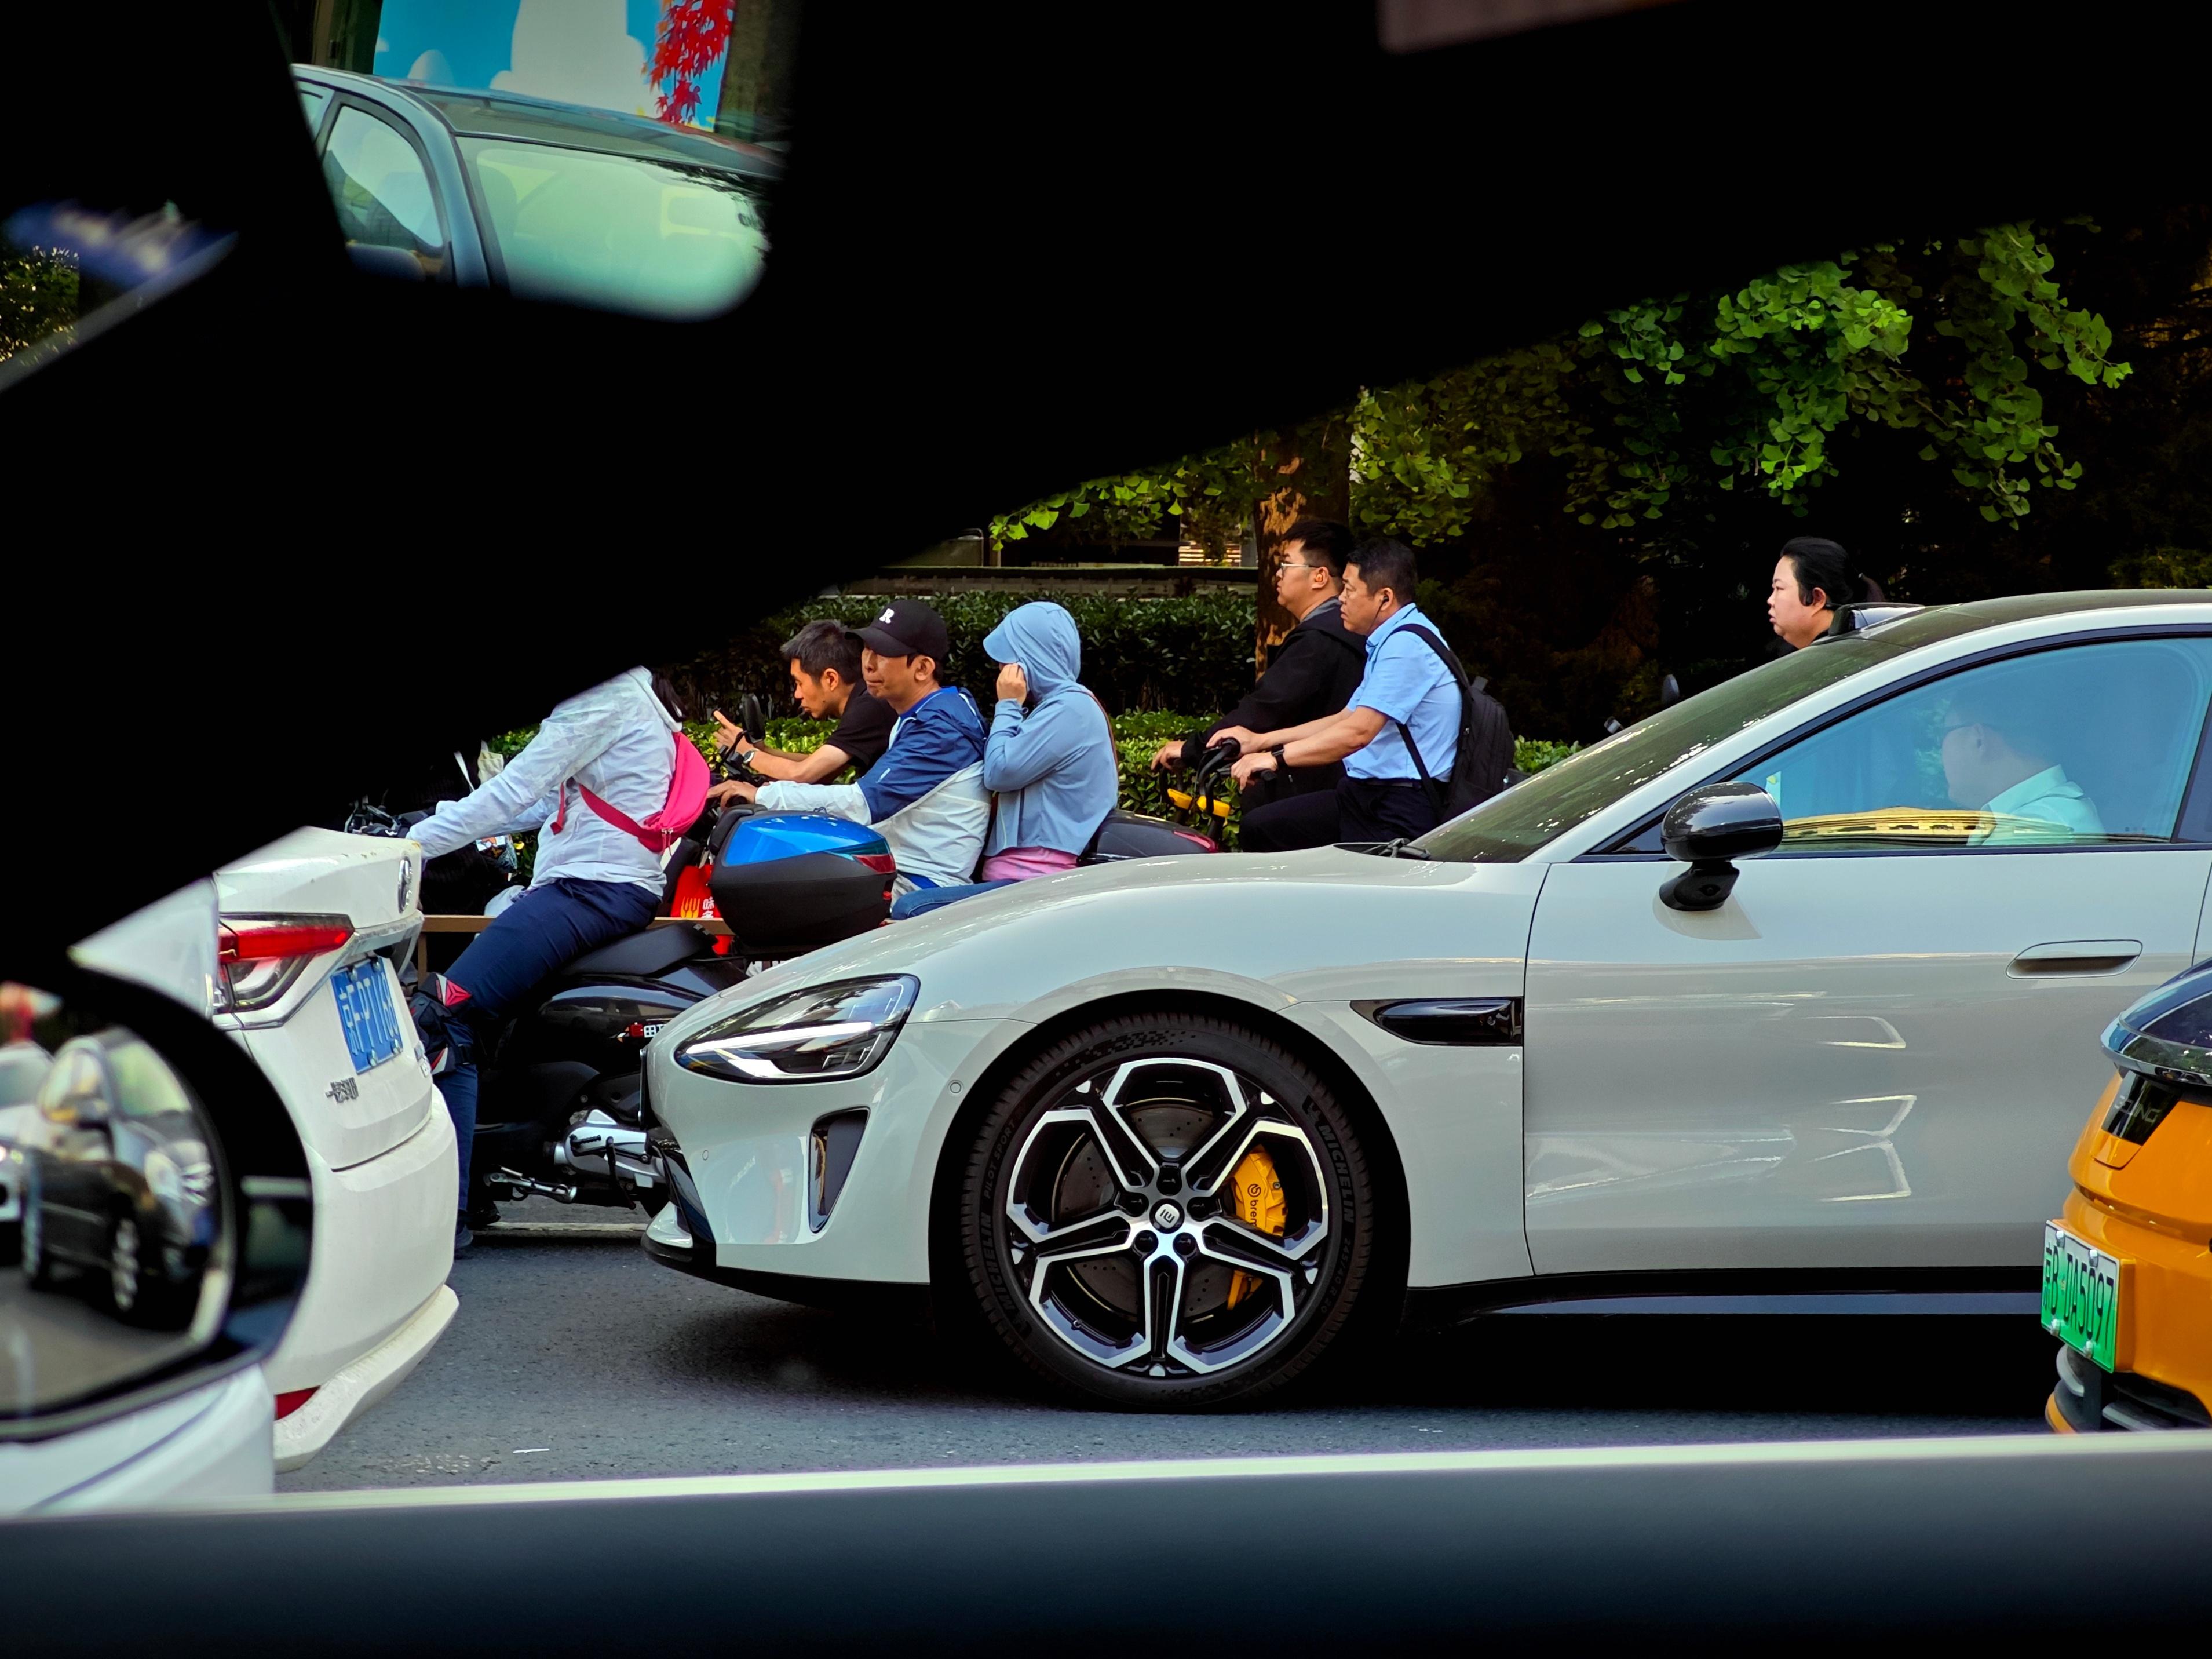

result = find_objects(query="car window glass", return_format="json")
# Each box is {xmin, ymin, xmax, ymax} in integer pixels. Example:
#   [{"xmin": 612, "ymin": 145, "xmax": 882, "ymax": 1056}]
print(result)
[
  {"xmin": 299, "ymin": 84, "xmax": 330, "ymax": 132},
  {"xmin": 324, "ymin": 106, "xmax": 444, "ymax": 255},
  {"xmin": 1413, "ymin": 605, "xmax": 2007, "ymax": 862},
  {"xmin": 460, "ymin": 138, "xmax": 767, "ymax": 319},
  {"xmin": 1734, "ymin": 636, "xmax": 2212, "ymax": 851},
  {"xmin": 104, "ymin": 1038, "xmax": 198, "ymax": 1121}
]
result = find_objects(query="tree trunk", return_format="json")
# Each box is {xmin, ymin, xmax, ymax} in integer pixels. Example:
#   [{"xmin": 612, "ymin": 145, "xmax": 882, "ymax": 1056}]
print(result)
[{"xmin": 1250, "ymin": 418, "xmax": 1352, "ymax": 672}]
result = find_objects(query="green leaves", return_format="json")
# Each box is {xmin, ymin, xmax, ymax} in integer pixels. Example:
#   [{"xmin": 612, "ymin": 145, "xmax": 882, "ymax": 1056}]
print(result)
[{"xmin": 989, "ymin": 221, "xmax": 2129, "ymax": 551}]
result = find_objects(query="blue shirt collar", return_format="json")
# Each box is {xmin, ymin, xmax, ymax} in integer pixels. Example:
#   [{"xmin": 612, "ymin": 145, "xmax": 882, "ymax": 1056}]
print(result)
[{"xmin": 1363, "ymin": 602, "xmax": 1426, "ymax": 659}]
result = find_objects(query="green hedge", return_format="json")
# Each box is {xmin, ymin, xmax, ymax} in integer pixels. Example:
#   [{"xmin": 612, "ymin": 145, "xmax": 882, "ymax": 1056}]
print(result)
[
  {"xmin": 491, "ymin": 718, "xmax": 1576, "ymax": 852},
  {"xmin": 660, "ymin": 590, "xmax": 1259, "ymax": 719}
]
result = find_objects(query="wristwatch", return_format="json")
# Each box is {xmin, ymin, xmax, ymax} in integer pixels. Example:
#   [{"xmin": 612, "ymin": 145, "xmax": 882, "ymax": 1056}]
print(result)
[{"xmin": 1269, "ymin": 744, "xmax": 1291, "ymax": 781}]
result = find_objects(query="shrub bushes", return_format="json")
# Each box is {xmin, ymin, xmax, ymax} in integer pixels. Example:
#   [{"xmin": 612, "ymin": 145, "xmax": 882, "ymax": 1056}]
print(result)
[{"xmin": 660, "ymin": 590, "xmax": 1260, "ymax": 719}]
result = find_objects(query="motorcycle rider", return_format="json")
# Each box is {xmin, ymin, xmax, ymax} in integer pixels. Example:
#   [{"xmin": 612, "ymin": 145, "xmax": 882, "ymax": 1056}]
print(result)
[
  {"xmin": 1150, "ymin": 517, "xmax": 1364, "ymax": 811},
  {"xmin": 704, "ymin": 619, "xmax": 892, "ymax": 805},
  {"xmin": 889, "ymin": 601, "xmax": 1118, "ymax": 918},
  {"xmin": 716, "ymin": 600, "xmax": 990, "ymax": 894},
  {"xmin": 408, "ymin": 668, "xmax": 685, "ymax": 1249},
  {"xmin": 1222, "ymin": 538, "xmax": 1468, "ymax": 848}
]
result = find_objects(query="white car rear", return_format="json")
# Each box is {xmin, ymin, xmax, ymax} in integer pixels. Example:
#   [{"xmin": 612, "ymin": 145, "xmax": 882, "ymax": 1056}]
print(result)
[{"xmin": 213, "ymin": 829, "xmax": 457, "ymax": 1470}]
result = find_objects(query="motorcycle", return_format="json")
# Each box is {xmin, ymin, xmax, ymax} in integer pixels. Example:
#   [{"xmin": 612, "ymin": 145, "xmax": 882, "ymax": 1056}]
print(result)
[{"xmin": 352, "ymin": 697, "xmax": 1219, "ymax": 1219}]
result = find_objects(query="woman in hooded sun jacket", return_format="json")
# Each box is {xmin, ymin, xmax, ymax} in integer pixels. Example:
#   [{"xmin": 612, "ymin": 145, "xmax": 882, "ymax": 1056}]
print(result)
[{"xmin": 889, "ymin": 601, "xmax": 1118, "ymax": 919}]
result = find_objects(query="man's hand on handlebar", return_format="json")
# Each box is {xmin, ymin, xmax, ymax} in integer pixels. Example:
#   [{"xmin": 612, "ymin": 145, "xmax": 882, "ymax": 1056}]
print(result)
[
  {"xmin": 1229, "ymin": 750, "xmax": 1279, "ymax": 786},
  {"xmin": 707, "ymin": 779, "xmax": 758, "ymax": 808},
  {"xmin": 711, "ymin": 709, "xmax": 751, "ymax": 759},
  {"xmin": 1149, "ymin": 739, "xmax": 1187, "ymax": 772},
  {"xmin": 1210, "ymin": 727, "xmax": 1258, "ymax": 757}
]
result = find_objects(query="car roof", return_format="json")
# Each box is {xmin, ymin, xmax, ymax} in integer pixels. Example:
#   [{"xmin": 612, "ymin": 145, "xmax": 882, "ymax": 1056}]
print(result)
[
  {"xmin": 1834, "ymin": 588, "xmax": 2212, "ymax": 651},
  {"xmin": 295, "ymin": 67, "xmax": 781, "ymax": 180}
]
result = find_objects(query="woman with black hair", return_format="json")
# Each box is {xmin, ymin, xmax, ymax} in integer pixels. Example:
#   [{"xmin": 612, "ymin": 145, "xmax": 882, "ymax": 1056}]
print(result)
[{"xmin": 1768, "ymin": 537, "xmax": 1884, "ymax": 648}]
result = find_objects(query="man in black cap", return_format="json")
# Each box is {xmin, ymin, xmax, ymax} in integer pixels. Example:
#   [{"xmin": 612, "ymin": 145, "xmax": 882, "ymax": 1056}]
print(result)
[{"xmin": 717, "ymin": 600, "xmax": 991, "ymax": 892}]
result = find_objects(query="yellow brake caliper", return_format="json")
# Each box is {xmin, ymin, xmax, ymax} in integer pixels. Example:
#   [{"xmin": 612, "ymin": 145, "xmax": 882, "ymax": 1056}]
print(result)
[{"xmin": 1225, "ymin": 1144, "xmax": 1286, "ymax": 1308}]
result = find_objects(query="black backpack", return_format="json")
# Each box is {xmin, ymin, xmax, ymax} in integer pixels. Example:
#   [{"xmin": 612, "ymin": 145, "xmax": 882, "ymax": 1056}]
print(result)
[{"xmin": 1390, "ymin": 625, "xmax": 1516, "ymax": 824}]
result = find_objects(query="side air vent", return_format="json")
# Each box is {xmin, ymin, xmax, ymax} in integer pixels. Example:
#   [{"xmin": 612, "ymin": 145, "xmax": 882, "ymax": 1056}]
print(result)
[{"xmin": 1353, "ymin": 998, "xmax": 1523, "ymax": 1046}]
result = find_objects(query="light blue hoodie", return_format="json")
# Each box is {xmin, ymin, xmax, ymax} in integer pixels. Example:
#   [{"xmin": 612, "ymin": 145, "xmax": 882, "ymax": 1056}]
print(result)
[{"xmin": 982, "ymin": 602, "xmax": 1118, "ymax": 856}]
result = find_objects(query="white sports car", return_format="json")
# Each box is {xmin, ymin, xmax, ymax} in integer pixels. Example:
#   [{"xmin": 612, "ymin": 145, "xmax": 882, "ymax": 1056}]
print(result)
[{"xmin": 641, "ymin": 591, "xmax": 2212, "ymax": 1405}]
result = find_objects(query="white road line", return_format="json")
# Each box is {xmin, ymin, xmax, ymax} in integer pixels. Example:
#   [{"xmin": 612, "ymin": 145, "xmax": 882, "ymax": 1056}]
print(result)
[{"xmin": 243, "ymin": 1428, "xmax": 2212, "ymax": 1515}]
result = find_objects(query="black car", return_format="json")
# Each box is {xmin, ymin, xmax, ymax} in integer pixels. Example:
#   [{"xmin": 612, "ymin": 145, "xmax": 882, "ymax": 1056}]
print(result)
[
  {"xmin": 292, "ymin": 67, "xmax": 779, "ymax": 318},
  {"xmin": 19, "ymin": 1031, "xmax": 217, "ymax": 1330}
]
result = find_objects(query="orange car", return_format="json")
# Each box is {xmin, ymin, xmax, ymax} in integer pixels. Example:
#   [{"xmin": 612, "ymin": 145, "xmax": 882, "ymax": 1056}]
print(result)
[{"xmin": 2045, "ymin": 962, "xmax": 2212, "ymax": 1432}]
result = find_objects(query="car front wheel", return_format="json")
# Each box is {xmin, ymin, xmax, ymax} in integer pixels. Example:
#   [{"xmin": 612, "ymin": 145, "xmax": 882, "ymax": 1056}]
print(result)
[{"xmin": 957, "ymin": 1011, "xmax": 1380, "ymax": 1408}]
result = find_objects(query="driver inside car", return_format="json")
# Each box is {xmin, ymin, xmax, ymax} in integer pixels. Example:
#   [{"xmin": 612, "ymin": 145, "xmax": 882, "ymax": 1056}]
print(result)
[
  {"xmin": 406, "ymin": 667, "xmax": 686, "ymax": 1249},
  {"xmin": 1941, "ymin": 686, "xmax": 2105, "ymax": 840}
]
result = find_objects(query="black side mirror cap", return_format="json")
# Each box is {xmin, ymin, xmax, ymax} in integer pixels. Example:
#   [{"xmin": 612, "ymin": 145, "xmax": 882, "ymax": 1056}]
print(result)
[{"xmin": 1659, "ymin": 782, "xmax": 1783, "ymax": 911}]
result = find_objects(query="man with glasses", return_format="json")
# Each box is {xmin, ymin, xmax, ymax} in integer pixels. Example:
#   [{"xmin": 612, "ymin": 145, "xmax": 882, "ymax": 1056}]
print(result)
[{"xmin": 1150, "ymin": 517, "xmax": 1366, "ymax": 811}]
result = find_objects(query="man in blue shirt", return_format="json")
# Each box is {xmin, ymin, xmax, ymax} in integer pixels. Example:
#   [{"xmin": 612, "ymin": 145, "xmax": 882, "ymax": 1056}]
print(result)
[
  {"xmin": 1221, "ymin": 539, "xmax": 1463, "ymax": 849},
  {"xmin": 716, "ymin": 600, "xmax": 990, "ymax": 892}
]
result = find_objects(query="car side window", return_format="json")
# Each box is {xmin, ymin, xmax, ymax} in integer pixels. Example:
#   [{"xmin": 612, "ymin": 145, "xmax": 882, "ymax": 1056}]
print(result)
[
  {"xmin": 1732, "ymin": 636, "xmax": 2212, "ymax": 852},
  {"xmin": 323, "ymin": 105, "xmax": 446, "ymax": 260},
  {"xmin": 105, "ymin": 1040, "xmax": 194, "ymax": 1122}
]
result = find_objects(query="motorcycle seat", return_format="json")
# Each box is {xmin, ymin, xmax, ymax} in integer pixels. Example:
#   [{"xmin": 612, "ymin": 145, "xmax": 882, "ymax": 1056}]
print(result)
[{"xmin": 561, "ymin": 923, "xmax": 711, "ymax": 980}]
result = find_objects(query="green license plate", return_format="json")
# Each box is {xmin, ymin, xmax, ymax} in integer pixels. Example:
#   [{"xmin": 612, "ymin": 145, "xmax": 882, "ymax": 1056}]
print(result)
[{"xmin": 2042, "ymin": 1223, "xmax": 2121, "ymax": 1372}]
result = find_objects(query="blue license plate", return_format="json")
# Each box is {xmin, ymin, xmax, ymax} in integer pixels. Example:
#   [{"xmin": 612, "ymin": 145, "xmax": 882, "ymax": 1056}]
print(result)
[{"xmin": 331, "ymin": 957, "xmax": 406, "ymax": 1074}]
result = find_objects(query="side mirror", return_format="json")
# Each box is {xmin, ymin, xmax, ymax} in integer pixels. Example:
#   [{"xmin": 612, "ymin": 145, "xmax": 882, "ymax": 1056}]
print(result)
[
  {"xmin": 1659, "ymin": 782, "xmax": 1783, "ymax": 912},
  {"xmin": 1658, "ymin": 673, "xmax": 1681, "ymax": 709},
  {"xmin": 2, "ymin": 891, "xmax": 312, "ymax": 1511}
]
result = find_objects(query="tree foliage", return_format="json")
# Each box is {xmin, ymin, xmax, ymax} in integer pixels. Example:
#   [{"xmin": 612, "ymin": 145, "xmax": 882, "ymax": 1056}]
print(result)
[{"xmin": 996, "ymin": 223, "xmax": 2129, "ymax": 549}]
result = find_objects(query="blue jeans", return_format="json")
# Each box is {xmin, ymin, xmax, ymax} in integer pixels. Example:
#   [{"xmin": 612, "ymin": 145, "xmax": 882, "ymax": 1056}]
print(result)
[
  {"xmin": 889, "ymin": 879, "xmax": 1017, "ymax": 920},
  {"xmin": 433, "ymin": 877, "xmax": 660, "ymax": 1208}
]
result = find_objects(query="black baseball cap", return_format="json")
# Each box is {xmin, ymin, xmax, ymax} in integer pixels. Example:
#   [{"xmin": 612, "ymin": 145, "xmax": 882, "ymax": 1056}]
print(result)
[{"xmin": 848, "ymin": 599, "xmax": 950, "ymax": 662}]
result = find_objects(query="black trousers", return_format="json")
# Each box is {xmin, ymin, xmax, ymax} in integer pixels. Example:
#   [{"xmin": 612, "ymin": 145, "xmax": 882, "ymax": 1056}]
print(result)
[{"xmin": 1240, "ymin": 776, "xmax": 1440, "ymax": 851}]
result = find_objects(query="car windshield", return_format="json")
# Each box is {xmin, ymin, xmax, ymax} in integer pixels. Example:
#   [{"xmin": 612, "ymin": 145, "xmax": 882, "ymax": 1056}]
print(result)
[
  {"xmin": 1414, "ymin": 606, "xmax": 1997, "ymax": 861},
  {"xmin": 459, "ymin": 139, "xmax": 768, "ymax": 319}
]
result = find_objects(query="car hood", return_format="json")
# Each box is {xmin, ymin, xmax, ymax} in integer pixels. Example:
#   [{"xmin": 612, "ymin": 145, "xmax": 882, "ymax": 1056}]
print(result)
[{"xmin": 659, "ymin": 846, "xmax": 1550, "ymax": 1047}]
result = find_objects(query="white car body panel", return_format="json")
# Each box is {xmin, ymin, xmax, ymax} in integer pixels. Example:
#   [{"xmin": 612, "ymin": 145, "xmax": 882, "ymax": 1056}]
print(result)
[
  {"xmin": 1524, "ymin": 849, "xmax": 2211, "ymax": 1273},
  {"xmin": 0, "ymin": 1365, "xmax": 273, "ymax": 1515},
  {"xmin": 649, "ymin": 852, "xmax": 1545, "ymax": 1289},
  {"xmin": 213, "ymin": 829, "xmax": 454, "ymax": 1463},
  {"xmin": 645, "ymin": 593, "xmax": 2212, "ymax": 1305}
]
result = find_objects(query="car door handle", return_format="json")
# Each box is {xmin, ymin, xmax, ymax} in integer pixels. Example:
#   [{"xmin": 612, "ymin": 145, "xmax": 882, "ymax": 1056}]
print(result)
[{"xmin": 2009, "ymin": 939, "xmax": 2143, "ymax": 976}]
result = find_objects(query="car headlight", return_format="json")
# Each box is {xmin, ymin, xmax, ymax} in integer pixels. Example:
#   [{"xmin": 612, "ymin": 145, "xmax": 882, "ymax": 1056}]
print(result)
[{"xmin": 676, "ymin": 975, "xmax": 918, "ymax": 1084}]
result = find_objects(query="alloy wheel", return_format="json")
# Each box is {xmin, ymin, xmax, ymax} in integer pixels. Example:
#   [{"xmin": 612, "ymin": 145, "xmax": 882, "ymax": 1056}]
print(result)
[
  {"xmin": 109, "ymin": 1213, "xmax": 142, "ymax": 1314},
  {"xmin": 963, "ymin": 1010, "xmax": 1384, "ymax": 1407}
]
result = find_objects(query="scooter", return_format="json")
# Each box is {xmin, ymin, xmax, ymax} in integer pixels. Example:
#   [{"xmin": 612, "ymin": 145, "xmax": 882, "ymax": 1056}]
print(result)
[{"xmin": 355, "ymin": 712, "xmax": 1219, "ymax": 1219}]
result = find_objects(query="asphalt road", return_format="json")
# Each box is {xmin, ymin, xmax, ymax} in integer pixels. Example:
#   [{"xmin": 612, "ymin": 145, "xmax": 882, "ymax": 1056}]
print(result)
[
  {"xmin": 1, "ymin": 1270, "xmax": 200, "ymax": 1413},
  {"xmin": 280, "ymin": 1202, "xmax": 2058, "ymax": 1492}
]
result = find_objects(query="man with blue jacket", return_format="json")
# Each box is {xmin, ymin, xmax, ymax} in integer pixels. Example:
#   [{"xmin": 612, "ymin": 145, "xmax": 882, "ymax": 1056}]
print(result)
[
  {"xmin": 718, "ymin": 600, "xmax": 991, "ymax": 895},
  {"xmin": 890, "ymin": 601, "xmax": 1118, "ymax": 918}
]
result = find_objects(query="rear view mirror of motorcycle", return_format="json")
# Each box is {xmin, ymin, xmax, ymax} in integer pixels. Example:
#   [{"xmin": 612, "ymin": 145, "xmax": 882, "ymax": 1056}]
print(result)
[{"xmin": 1, "ymin": 905, "xmax": 311, "ymax": 1485}]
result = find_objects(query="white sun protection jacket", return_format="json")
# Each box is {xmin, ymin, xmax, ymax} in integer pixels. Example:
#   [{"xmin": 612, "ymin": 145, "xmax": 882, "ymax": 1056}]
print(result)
[{"xmin": 412, "ymin": 668, "xmax": 678, "ymax": 894}]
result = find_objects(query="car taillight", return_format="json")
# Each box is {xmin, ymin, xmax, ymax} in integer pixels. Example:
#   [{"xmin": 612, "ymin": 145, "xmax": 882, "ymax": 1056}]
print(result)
[
  {"xmin": 215, "ymin": 914, "xmax": 353, "ymax": 1014},
  {"xmin": 853, "ymin": 853, "xmax": 896, "ymax": 874},
  {"xmin": 273, "ymin": 1388, "xmax": 317, "ymax": 1420}
]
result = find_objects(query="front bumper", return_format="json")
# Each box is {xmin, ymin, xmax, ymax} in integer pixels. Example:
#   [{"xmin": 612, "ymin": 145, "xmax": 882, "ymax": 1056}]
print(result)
[
  {"xmin": 642, "ymin": 1016, "xmax": 998, "ymax": 1289},
  {"xmin": 2045, "ymin": 1187, "xmax": 2212, "ymax": 1433}
]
